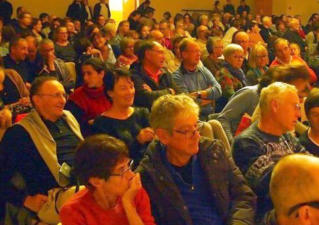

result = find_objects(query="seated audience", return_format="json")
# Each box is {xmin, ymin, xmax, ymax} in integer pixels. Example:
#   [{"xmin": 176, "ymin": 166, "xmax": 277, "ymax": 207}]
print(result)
[
  {"xmin": 173, "ymin": 38, "xmax": 222, "ymax": 120},
  {"xmin": 92, "ymin": 68, "xmax": 154, "ymax": 165},
  {"xmin": 54, "ymin": 26, "xmax": 77, "ymax": 62},
  {"xmin": 137, "ymin": 94, "xmax": 256, "ymax": 225},
  {"xmin": 215, "ymin": 43, "xmax": 246, "ymax": 111},
  {"xmin": 299, "ymin": 88, "xmax": 319, "ymax": 156},
  {"xmin": 66, "ymin": 0, "xmax": 88, "ymax": 24},
  {"xmin": 203, "ymin": 37, "xmax": 224, "ymax": 76},
  {"xmin": 116, "ymin": 37, "xmax": 138, "ymax": 69},
  {"xmin": 268, "ymin": 154, "xmax": 319, "ymax": 225},
  {"xmin": 38, "ymin": 39, "xmax": 75, "ymax": 92},
  {"xmin": 232, "ymin": 82, "xmax": 307, "ymax": 220},
  {"xmin": 0, "ymin": 76, "xmax": 83, "ymax": 224},
  {"xmin": 131, "ymin": 40, "xmax": 175, "ymax": 109},
  {"xmin": 60, "ymin": 134, "xmax": 156, "ymax": 225},
  {"xmin": 270, "ymin": 38, "xmax": 317, "ymax": 83},
  {"xmin": 66, "ymin": 58, "xmax": 111, "ymax": 136},
  {"xmin": 246, "ymin": 43, "xmax": 269, "ymax": 85}
]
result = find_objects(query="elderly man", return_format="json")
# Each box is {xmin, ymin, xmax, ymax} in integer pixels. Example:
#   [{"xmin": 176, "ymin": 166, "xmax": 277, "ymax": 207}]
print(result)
[
  {"xmin": 232, "ymin": 82, "xmax": 307, "ymax": 221},
  {"xmin": 232, "ymin": 31, "xmax": 250, "ymax": 73},
  {"xmin": 260, "ymin": 16, "xmax": 273, "ymax": 45},
  {"xmin": 131, "ymin": 40, "xmax": 175, "ymax": 109},
  {"xmin": 0, "ymin": 77, "xmax": 83, "ymax": 223},
  {"xmin": 173, "ymin": 38, "xmax": 221, "ymax": 120},
  {"xmin": 283, "ymin": 18, "xmax": 306, "ymax": 58},
  {"xmin": 195, "ymin": 25, "xmax": 209, "ymax": 60},
  {"xmin": 268, "ymin": 154, "xmax": 319, "ymax": 225},
  {"xmin": 37, "ymin": 39, "xmax": 75, "ymax": 92},
  {"xmin": 270, "ymin": 38, "xmax": 317, "ymax": 83},
  {"xmin": 137, "ymin": 94, "xmax": 256, "ymax": 225}
]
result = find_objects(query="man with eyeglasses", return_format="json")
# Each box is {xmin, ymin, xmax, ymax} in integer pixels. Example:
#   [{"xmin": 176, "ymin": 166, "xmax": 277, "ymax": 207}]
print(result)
[
  {"xmin": 137, "ymin": 94, "xmax": 256, "ymax": 225},
  {"xmin": 268, "ymin": 154, "xmax": 319, "ymax": 225},
  {"xmin": 232, "ymin": 82, "xmax": 307, "ymax": 222},
  {"xmin": 0, "ymin": 76, "xmax": 83, "ymax": 224},
  {"xmin": 173, "ymin": 38, "xmax": 222, "ymax": 120}
]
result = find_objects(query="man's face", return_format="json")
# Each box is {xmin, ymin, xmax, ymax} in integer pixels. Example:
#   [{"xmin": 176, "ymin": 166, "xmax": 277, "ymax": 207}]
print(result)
[
  {"xmin": 182, "ymin": 42, "xmax": 201, "ymax": 67},
  {"xmin": 273, "ymin": 91, "xmax": 301, "ymax": 133},
  {"xmin": 197, "ymin": 26, "xmax": 209, "ymax": 40},
  {"xmin": 308, "ymin": 107, "xmax": 319, "ymax": 133},
  {"xmin": 11, "ymin": 39, "xmax": 29, "ymax": 61},
  {"xmin": 97, "ymin": 16, "xmax": 106, "ymax": 26},
  {"xmin": 57, "ymin": 27, "xmax": 68, "ymax": 42},
  {"xmin": 159, "ymin": 22, "xmax": 170, "ymax": 37},
  {"xmin": 82, "ymin": 64, "xmax": 104, "ymax": 88},
  {"xmin": 162, "ymin": 112, "xmax": 200, "ymax": 158},
  {"xmin": 213, "ymin": 40, "xmax": 223, "ymax": 57},
  {"xmin": 26, "ymin": 37, "xmax": 37, "ymax": 61},
  {"xmin": 145, "ymin": 43, "xmax": 165, "ymax": 70},
  {"xmin": 235, "ymin": 32, "xmax": 249, "ymax": 54},
  {"xmin": 120, "ymin": 22, "xmax": 130, "ymax": 35},
  {"xmin": 33, "ymin": 80, "xmax": 66, "ymax": 122},
  {"xmin": 20, "ymin": 13, "xmax": 32, "ymax": 27},
  {"xmin": 275, "ymin": 41, "xmax": 291, "ymax": 63},
  {"xmin": 39, "ymin": 42, "xmax": 55, "ymax": 60}
]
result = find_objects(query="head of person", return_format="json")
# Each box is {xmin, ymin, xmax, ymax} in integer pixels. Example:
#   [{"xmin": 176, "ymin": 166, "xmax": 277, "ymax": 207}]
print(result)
[
  {"xmin": 163, "ymin": 11, "xmax": 171, "ymax": 21},
  {"xmin": 223, "ymin": 43, "xmax": 244, "ymax": 69},
  {"xmin": 206, "ymin": 37, "xmax": 223, "ymax": 58},
  {"xmin": 102, "ymin": 22, "xmax": 116, "ymax": 40},
  {"xmin": 120, "ymin": 37, "xmax": 135, "ymax": 57},
  {"xmin": 289, "ymin": 43, "xmax": 301, "ymax": 57},
  {"xmin": 232, "ymin": 31, "xmax": 249, "ymax": 54},
  {"xmin": 172, "ymin": 36, "xmax": 186, "ymax": 59},
  {"xmin": 289, "ymin": 18, "xmax": 300, "ymax": 32},
  {"xmin": 55, "ymin": 26, "xmax": 68, "ymax": 43},
  {"xmin": 130, "ymin": 10, "xmax": 141, "ymax": 21},
  {"xmin": 39, "ymin": 13, "xmax": 49, "ymax": 24},
  {"xmin": 259, "ymin": 82, "xmax": 300, "ymax": 134},
  {"xmin": 97, "ymin": 15, "xmax": 106, "ymax": 27},
  {"xmin": 81, "ymin": 58, "xmax": 106, "ymax": 88},
  {"xmin": 9, "ymin": 37, "xmax": 29, "ymax": 62},
  {"xmin": 196, "ymin": 25, "xmax": 209, "ymax": 40},
  {"xmin": 248, "ymin": 20, "xmax": 260, "ymax": 33},
  {"xmin": 18, "ymin": 12, "xmax": 32, "ymax": 28},
  {"xmin": 159, "ymin": 20, "xmax": 170, "ymax": 38},
  {"xmin": 305, "ymin": 88, "xmax": 319, "ymax": 133},
  {"xmin": 248, "ymin": 43, "xmax": 269, "ymax": 69},
  {"xmin": 276, "ymin": 20, "xmax": 286, "ymax": 33},
  {"xmin": 180, "ymin": 38, "xmax": 201, "ymax": 68},
  {"xmin": 91, "ymin": 31, "xmax": 106, "ymax": 50},
  {"xmin": 270, "ymin": 154, "xmax": 319, "ymax": 225},
  {"xmin": 274, "ymin": 38, "xmax": 291, "ymax": 63},
  {"xmin": 30, "ymin": 76, "xmax": 66, "ymax": 122},
  {"xmin": 149, "ymin": 29, "xmax": 164, "ymax": 45},
  {"xmin": 25, "ymin": 35, "xmax": 38, "ymax": 62},
  {"xmin": 39, "ymin": 39, "xmax": 55, "ymax": 61},
  {"xmin": 31, "ymin": 18, "xmax": 42, "ymax": 33},
  {"xmin": 104, "ymin": 68, "xmax": 135, "ymax": 107},
  {"xmin": 66, "ymin": 20, "xmax": 76, "ymax": 34},
  {"xmin": 137, "ymin": 24, "xmax": 150, "ymax": 40},
  {"xmin": 150, "ymin": 94, "xmax": 200, "ymax": 162},
  {"xmin": 198, "ymin": 14, "xmax": 209, "ymax": 26},
  {"xmin": 214, "ymin": 0, "xmax": 220, "ymax": 8},
  {"xmin": 136, "ymin": 40, "xmax": 165, "ymax": 70},
  {"xmin": 117, "ymin": 20, "xmax": 130, "ymax": 36},
  {"xmin": 262, "ymin": 16, "xmax": 272, "ymax": 28},
  {"xmin": 73, "ymin": 134, "xmax": 134, "ymax": 196},
  {"xmin": 183, "ymin": 13, "xmax": 192, "ymax": 24}
]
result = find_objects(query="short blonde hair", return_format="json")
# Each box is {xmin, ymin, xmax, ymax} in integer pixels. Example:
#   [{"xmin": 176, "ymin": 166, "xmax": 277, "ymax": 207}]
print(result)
[
  {"xmin": 223, "ymin": 43, "xmax": 243, "ymax": 59},
  {"xmin": 259, "ymin": 82, "xmax": 297, "ymax": 115},
  {"xmin": 150, "ymin": 94, "xmax": 199, "ymax": 132},
  {"xmin": 248, "ymin": 44, "xmax": 268, "ymax": 68}
]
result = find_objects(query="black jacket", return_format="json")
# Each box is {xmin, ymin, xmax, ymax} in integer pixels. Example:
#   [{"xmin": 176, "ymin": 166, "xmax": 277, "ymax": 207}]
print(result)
[
  {"xmin": 137, "ymin": 138, "xmax": 257, "ymax": 225},
  {"xmin": 66, "ymin": 2, "xmax": 88, "ymax": 23},
  {"xmin": 93, "ymin": 3, "xmax": 111, "ymax": 20}
]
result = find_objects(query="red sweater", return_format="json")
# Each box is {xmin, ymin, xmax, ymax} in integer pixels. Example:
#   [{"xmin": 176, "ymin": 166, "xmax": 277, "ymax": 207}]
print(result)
[{"xmin": 60, "ymin": 188, "xmax": 156, "ymax": 225}]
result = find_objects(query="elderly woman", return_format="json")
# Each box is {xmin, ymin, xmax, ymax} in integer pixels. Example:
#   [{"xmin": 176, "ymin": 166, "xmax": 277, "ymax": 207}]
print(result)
[
  {"xmin": 203, "ymin": 37, "xmax": 224, "ymax": 75},
  {"xmin": 60, "ymin": 134, "xmax": 156, "ymax": 225},
  {"xmin": 92, "ymin": 68, "xmax": 154, "ymax": 166},
  {"xmin": 116, "ymin": 37, "xmax": 138, "ymax": 69},
  {"xmin": 246, "ymin": 44, "xmax": 269, "ymax": 85},
  {"xmin": 215, "ymin": 43, "xmax": 246, "ymax": 111}
]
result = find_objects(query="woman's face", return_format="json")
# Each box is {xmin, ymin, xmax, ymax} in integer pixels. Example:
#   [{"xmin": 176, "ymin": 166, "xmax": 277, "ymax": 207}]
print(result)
[
  {"xmin": 140, "ymin": 25, "xmax": 150, "ymax": 39},
  {"xmin": 227, "ymin": 50, "xmax": 244, "ymax": 69},
  {"xmin": 34, "ymin": 20, "xmax": 42, "ymax": 32},
  {"xmin": 124, "ymin": 41, "xmax": 135, "ymax": 57},
  {"xmin": 82, "ymin": 65, "xmax": 104, "ymax": 88},
  {"xmin": 108, "ymin": 76, "xmax": 135, "ymax": 107}
]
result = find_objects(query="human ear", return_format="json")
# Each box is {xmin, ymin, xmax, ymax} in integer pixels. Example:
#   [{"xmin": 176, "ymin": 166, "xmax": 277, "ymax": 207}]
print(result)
[{"xmin": 155, "ymin": 128, "xmax": 170, "ymax": 145}]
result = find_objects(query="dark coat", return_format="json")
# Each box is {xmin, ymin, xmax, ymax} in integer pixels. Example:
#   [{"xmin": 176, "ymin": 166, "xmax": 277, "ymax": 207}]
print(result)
[
  {"xmin": 66, "ymin": 2, "xmax": 88, "ymax": 23},
  {"xmin": 93, "ymin": 3, "xmax": 111, "ymax": 20},
  {"xmin": 137, "ymin": 138, "xmax": 257, "ymax": 225}
]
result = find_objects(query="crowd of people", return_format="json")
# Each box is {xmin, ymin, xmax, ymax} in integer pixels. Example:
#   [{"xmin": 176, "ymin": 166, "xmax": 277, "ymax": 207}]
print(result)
[{"xmin": 1, "ymin": 0, "xmax": 319, "ymax": 224}]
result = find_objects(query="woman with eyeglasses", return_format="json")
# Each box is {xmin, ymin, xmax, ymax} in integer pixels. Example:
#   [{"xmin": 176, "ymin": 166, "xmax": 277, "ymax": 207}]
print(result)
[
  {"xmin": 215, "ymin": 43, "xmax": 246, "ymax": 112},
  {"xmin": 60, "ymin": 134, "xmax": 156, "ymax": 225},
  {"xmin": 92, "ymin": 68, "xmax": 154, "ymax": 166}
]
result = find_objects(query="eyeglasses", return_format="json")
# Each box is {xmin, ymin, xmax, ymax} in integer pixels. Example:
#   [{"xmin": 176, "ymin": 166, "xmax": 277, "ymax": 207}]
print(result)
[
  {"xmin": 109, "ymin": 160, "xmax": 134, "ymax": 177},
  {"xmin": 37, "ymin": 93, "xmax": 67, "ymax": 99},
  {"xmin": 287, "ymin": 201, "xmax": 319, "ymax": 216},
  {"xmin": 173, "ymin": 122, "xmax": 202, "ymax": 138}
]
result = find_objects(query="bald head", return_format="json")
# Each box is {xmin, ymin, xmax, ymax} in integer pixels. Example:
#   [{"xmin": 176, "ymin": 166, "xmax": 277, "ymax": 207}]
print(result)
[
  {"xmin": 270, "ymin": 154, "xmax": 319, "ymax": 224},
  {"xmin": 149, "ymin": 30, "xmax": 164, "ymax": 45}
]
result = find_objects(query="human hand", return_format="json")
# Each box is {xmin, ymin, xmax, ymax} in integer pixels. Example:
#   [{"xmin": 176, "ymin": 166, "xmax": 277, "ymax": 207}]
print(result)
[
  {"xmin": 0, "ymin": 108, "xmax": 12, "ymax": 128},
  {"xmin": 142, "ymin": 83, "xmax": 152, "ymax": 92},
  {"xmin": 23, "ymin": 194, "xmax": 48, "ymax": 213},
  {"xmin": 137, "ymin": 127, "xmax": 154, "ymax": 144},
  {"xmin": 18, "ymin": 97, "xmax": 31, "ymax": 106},
  {"xmin": 122, "ymin": 173, "xmax": 142, "ymax": 205}
]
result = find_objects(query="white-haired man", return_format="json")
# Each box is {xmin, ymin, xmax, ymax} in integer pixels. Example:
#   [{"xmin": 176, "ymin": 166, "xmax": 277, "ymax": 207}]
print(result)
[{"xmin": 232, "ymin": 82, "xmax": 307, "ymax": 221}]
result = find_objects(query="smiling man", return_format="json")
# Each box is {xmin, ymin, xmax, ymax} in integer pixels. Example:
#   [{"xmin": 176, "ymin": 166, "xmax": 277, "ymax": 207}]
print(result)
[
  {"xmin": 232, "ymin": 82, "xmax": 307, "ymax": 221},
  {"xmin": 0, "ymin": 76, "xmax": 83, "ymax": 224},
  {"xmin": 137, "ymin": 94, "xmax": 256, "ymax": 225}
]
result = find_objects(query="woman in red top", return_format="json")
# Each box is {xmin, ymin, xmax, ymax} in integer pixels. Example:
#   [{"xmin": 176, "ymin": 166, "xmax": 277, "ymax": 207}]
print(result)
[{"xmin": 60, "ymin": 134, "xmax": 156, "ymax": 225}]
